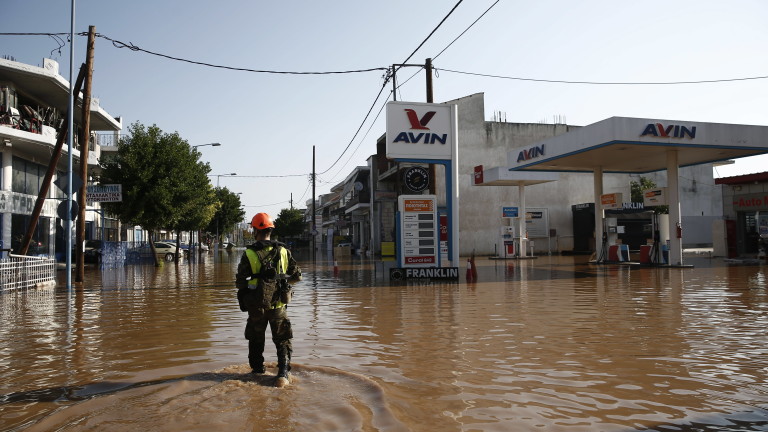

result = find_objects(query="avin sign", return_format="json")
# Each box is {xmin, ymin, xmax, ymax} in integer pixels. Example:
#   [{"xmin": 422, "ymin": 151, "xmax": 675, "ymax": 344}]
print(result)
[
  {"xmin": 641, "ymin": 123, "xmax": 696, "ymax": 139},
  {"xmin": 386, "ymin": 102, "xmax": 455, "ymax": 160}
]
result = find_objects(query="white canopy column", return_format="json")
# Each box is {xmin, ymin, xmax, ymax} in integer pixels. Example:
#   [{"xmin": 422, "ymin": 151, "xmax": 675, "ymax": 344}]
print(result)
[
  {"xmin": 593, "ymin": 166, "xmax": 604, "ymax": 261},
  {"xmin": 518, "ymin": 184, "xmax": 527, "ymax": 257},
  {"xmin": 667, "ymin": 150, "xmax": 683, "ymax": 265}
]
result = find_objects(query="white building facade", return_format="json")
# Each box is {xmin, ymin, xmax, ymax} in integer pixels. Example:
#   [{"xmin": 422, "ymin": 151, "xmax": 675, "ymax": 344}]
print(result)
[{"xmin": 0, "ymin": 58, "xmax": 122, "ymax": 259}]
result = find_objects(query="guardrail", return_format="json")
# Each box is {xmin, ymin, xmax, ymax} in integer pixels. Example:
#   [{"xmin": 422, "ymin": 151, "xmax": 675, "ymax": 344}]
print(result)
[{"xmin": 0, "ymin": 254, "xmax": 56, "ymax": 291}]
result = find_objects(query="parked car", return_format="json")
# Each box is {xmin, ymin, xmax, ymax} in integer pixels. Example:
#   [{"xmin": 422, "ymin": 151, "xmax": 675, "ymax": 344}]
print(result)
[
  {"xmin": 83, "ymin": 240, "xmax": 103, "ymax": 263},
  {"xmin": 128, "ymin": 242, "xmax": 178, "ymax": 262}
]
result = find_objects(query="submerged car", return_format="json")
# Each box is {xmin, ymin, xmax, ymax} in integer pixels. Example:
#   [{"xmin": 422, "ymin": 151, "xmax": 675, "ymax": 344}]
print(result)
[
  {"xmin": 83, "ymin": 240, "xmax": 103, "ymax": 263},
  {"xmin": 128, "ymin": 241, "xmax": 178, "ymax": 262}
]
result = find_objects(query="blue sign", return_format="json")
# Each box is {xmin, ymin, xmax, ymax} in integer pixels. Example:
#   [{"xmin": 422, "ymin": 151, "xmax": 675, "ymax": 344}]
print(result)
[{"xmin": 502, "ymin": 206, "xmax": 519, "ymax": 218}]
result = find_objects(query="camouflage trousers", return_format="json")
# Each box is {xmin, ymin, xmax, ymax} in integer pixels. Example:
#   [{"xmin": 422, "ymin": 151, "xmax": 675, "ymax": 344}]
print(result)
[{"xmin": 244, "ymin": 306, "xmax": 293, "ymax": 370}]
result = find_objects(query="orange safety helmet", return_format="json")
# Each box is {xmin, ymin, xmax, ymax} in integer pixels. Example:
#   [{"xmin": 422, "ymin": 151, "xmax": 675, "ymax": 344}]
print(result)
[{"xmin": 251, "ymin": 213, "xmax": 275, "ymax": 230}]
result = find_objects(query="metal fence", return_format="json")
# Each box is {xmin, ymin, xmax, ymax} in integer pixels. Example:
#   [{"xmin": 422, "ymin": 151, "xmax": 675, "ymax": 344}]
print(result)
[{"xmin": 0, "ymin": 254, "xmax": 56, "ymax": 291}]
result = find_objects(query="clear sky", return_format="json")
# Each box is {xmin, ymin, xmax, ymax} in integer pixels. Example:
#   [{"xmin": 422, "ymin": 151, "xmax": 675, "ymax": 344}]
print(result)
[{"xmin": 3, "ymin": 0, "xmax": 768, "ymax": 218}]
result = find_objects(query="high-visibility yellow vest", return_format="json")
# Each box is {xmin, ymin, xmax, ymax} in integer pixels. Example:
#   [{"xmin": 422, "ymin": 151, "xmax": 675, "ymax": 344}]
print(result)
[{"xmin": 245, "ymin": 245, "xmax": 289, "ymax": 309}]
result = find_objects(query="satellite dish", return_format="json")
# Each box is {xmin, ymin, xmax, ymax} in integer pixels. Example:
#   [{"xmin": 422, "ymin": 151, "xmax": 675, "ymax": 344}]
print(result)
[{"xmin": 354, "ymin": 181, "xmax": 364, "ymax": 191}]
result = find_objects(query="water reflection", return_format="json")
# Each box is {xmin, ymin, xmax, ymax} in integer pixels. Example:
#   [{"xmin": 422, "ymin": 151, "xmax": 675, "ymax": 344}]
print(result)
[{"xmin": 1, "ymin": 253, "xmax": 767, "ymax": 431}]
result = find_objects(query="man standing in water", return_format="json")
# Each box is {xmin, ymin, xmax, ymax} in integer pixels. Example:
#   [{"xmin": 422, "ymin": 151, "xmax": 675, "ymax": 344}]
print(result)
[{"xmin": 236, "ymin": 213, "xmax": 301, "ymax": 386}]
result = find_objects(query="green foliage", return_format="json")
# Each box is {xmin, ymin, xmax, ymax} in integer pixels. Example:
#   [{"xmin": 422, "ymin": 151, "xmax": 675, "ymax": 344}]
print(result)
[
  {"xmin": 274, "ymin": 208, "xmax": 305, "ymax": 239},
  {"xmin": 205, "ymin": 187, "xmax": 245, "ymax": 242},
  {"xmin": 98, "ymin": 121, "xmax": 216, "ymax": 239}
]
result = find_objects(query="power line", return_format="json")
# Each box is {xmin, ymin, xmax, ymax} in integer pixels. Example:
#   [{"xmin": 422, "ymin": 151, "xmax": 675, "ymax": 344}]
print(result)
[
  {"xmin": 433, "ymin": 0, "xmax": 499, "ymax": 61},
  {"xmin": 324, "ymin": 90, "xmax": 392, "ymax": 185},
  {"xmin": 399, "ymin": 0, "xmax": 464, "ymax": 67},
  {"xmin": 226, "ymin": 174, "xmax": 308, "ymax": 178},
  {"xmin": 0, "ymin": 32, "xmax": 388, "ymax": 75},
  {"xmin": 396, "ymin": 0, "xmax": 499, "ymax": 93},
  {"xmin": 318, "ymin": 79, "xmax": 390, "ymax": 175},
  {"xmin": 94, "ymin": 33, "xmax": 389, "ymax": 75},
  {"xmin": 320, "ymin": 0, "xmax": 465, "ymax": 176},
  {"xmin": 435, "ymin": 67, "xmax": 768, "ymax": 85}
]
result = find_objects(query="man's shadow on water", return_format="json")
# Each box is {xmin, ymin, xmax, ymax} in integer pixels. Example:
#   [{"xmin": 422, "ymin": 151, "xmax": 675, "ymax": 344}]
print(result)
[{"xmin": 0, "ymin": 369, "xmax": 284, "ymax": 405}]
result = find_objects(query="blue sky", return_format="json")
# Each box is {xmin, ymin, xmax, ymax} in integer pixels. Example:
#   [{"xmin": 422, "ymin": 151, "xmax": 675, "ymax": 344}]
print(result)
[{"xmin": 3, "ymin": 0, "xmax": 768, "ymax": 218}]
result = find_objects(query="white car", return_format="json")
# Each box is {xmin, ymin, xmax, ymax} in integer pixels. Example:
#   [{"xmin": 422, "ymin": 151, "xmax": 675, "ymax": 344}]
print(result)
[{"xmin": 128, "ymin": 242, "xmax": 179, "ymax": 262}]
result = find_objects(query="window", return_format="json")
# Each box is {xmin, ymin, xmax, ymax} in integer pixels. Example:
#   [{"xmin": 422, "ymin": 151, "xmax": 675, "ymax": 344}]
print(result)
[
  {"xmin": 11, "ymin": 214, "xmax": 51, "ymax": 255},
  {"xmin": 12, "ymin": 156, "xmax": 46, "ymax": 196}
]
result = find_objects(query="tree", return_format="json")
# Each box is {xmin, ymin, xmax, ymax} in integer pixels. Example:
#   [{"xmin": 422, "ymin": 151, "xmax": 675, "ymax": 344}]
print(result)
[
  {"xmin": 274, "ymin": 208, "xmax": 305, "ymax": 240},
  {"xmin": 630, "ymin": 176, "xmax": 668, "ymax": 214},
  {"xmin": 99, "ymin": 122, "xmax": 215, "ymax": 265},
  {"xmin": 205, "ymin": 187, "xmax": 245, "ymax": 245}
]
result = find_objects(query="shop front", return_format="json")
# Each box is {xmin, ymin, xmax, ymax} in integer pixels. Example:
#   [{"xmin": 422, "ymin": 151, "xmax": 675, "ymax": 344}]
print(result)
[{"xmin": 716, "ymin": 172, "xmax": 768, "ymax": 258}]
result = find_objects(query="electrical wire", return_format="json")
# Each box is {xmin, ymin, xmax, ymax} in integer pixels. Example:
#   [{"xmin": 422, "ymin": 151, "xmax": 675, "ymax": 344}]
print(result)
[
  {"xmin": 323, "ymin": 90, "xmax": 393, "ymax": 185},
  {"xmin": 0, "ymin": 32, "xmax": 388, "ymax": 75},
  {"xmin": 432, "ymin": 0, "xmax": 499, "ymax": 61},
  {"xmin": 435, "ymin": 67, "xmax": 768, "ymax": 85},
  {"xmin": 318, "ymin": 79, "xmax": 390, "ymax": 175},
  {"xmin": 93, "ymin": 33, "xmax": 388, "ymax": 75},
  {"xmin": 224, "ymin": 174, "xmax": 308, "ymax": 178},
  {"xmin": 399, "ymin": 0, "xmax": 464, "ymax": 67},
  {"xmin": 395, "ymin": 0, "xmax": 499, "ymax": 93},
  {"xmin": 319, "ymin": 0, "xmax": 465, "ymax": 176}
]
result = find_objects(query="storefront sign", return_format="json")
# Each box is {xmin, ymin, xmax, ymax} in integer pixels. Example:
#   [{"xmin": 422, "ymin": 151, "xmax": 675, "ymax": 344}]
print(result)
[
  {"xmin": 731, "ymin": 193, "xmax": 768, "ymax": 211},
  {"xmin": 86, "ymin": 184, "xmax": 123, "ymax": 203},
  {"xmin": 0, "ymin": 191, "xmax": 56, "ymax": 217},
  {"xmin": 390, "ymin": 266, "xmax": 459, "ymax": 281}
]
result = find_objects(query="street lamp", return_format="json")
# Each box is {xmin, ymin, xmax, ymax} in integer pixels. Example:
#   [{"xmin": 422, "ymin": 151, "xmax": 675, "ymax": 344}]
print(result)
[
  {"xmin": 216, "ymin": 172, "xmax": 237, "ymax": 187},
  {"xmin": 193, "ymin": 142, "xmax": 221, "ymax": 148}
]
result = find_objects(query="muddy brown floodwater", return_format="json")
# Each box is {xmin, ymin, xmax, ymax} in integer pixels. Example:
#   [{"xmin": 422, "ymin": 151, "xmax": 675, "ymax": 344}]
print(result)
[{"xmin": 1, "ymin": 250, "xmax": 768, "ymax": 431}]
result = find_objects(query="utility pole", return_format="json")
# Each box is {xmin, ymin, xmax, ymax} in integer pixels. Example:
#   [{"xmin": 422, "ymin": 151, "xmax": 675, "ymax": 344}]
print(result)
[
  {"xmin": 391, "ymin": 65, "xmax": 397, "ymax": 101},
  {"xmin": 312, "ymin": 145, "xmax": 316, "ymax": 260},
  {"xmin": 290, "ymin": 193, "xmax": 293, "ymax": 210},
  {"xmin": 426, "ymin": 58, "xmax": 436, "ymax": 195},
  {"xmin": 76, "ymin": 25, "xmax": 95, "ymax": 282}
]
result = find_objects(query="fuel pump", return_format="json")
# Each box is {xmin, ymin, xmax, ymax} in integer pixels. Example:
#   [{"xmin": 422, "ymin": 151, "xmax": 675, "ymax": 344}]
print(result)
[{"xmin": 499, "ymin": 226, "xmax": 516, "ymax": 258}]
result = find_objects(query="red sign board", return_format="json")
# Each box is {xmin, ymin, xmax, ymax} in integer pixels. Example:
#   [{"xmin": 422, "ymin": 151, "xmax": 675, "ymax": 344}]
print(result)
[{"xmin": 473, "ymin": 165, "xmax": 483, "ymax": 184}]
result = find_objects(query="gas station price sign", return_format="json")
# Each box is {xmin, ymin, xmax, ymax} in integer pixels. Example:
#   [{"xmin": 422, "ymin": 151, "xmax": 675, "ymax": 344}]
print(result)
[{"xmin": 399, "ymin": 195, "xmax": 437, "ymax": 267}]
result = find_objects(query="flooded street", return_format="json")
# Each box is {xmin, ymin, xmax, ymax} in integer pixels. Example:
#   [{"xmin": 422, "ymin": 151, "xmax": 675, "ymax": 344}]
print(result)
[{"xmin": 1, "ymin": 250, "xmax": 768, "ymax": 431}]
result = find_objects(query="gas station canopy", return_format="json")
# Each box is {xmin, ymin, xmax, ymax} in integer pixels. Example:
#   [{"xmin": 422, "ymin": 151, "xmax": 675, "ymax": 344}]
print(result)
[
  {"xmin": 508, "ymin": 116, "xmax": 768, "ymax": 173},
  {"xmin": 490, "ymin": 116, "xmax": 768, "ymax": 266}
]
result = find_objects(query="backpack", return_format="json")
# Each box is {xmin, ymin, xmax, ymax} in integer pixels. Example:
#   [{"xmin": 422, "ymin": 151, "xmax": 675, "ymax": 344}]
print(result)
[{"xmin": 244, "ymin": 245, "xmax": 283, "ymax": 309}]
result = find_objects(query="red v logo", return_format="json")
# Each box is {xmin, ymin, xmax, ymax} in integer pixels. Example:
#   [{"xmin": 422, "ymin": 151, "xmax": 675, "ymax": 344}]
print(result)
[{"xmin": 405, "ymin": 109, "xmax": 436, "ymax": 130}]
